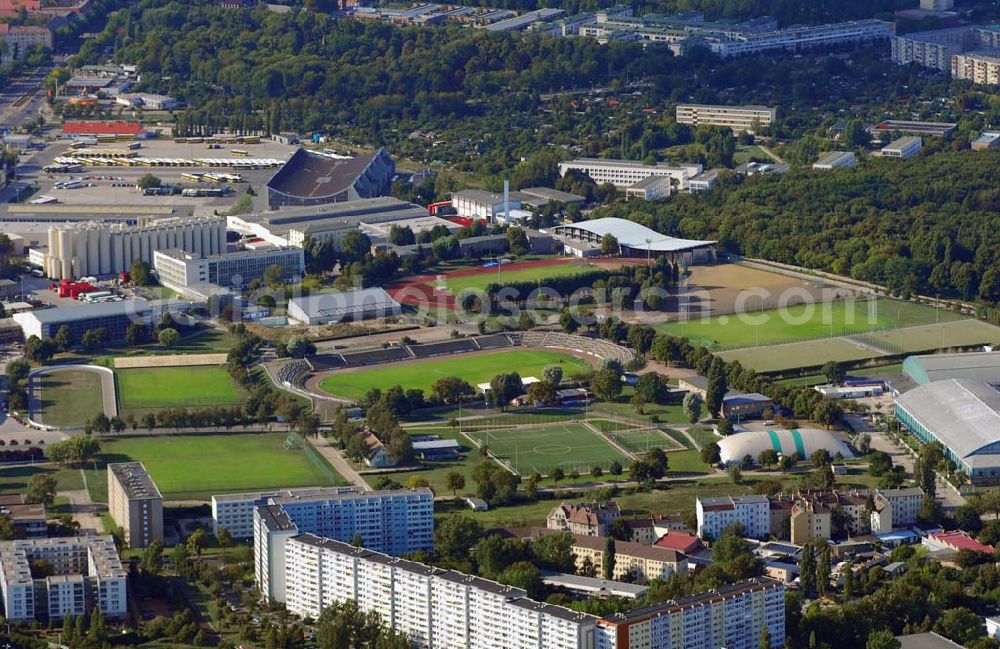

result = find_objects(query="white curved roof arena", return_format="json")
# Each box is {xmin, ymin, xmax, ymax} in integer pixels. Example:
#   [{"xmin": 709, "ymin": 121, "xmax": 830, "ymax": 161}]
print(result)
[
  {"xmin": 718, "ymin": 428, "xmax": 854, "ymax": 466},
  {"xmin": 551, "ymin": 217, "xmax": 716, "ymax": 252}
]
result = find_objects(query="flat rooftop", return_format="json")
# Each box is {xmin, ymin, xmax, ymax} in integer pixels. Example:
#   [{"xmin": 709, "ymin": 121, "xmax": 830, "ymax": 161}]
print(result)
[{"xmin": 108, "ymin": 462, "xmax": 162, "ymax": 500}]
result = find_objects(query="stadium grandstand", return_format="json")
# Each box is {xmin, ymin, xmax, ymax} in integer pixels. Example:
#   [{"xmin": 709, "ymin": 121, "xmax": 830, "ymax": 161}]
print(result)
[
  {"xmin": 550, "ymin": 217, "xmax": 716, "ymax": 263},
  {"xmin": 717, "ymin": 428, "xmax": 854, "ymax": 467},
  {"xmin": 521, "ymin": 331, "xmax": 634, "ymax": 363},
  {"xmin": 408, "ymin": 339, "xmax": 480, "ymax": 358},
  {"xmin": 265, "ymin": 147, "xmax": 395, "ymax": 210},
  {"xmin": 276, "ymin": 359, "xmax": 311, "ymax": 389}
]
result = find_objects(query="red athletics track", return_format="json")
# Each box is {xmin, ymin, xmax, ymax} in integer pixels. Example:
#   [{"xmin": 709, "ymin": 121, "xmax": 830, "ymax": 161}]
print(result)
[{"xmin": 387, "ymin": 257, "xmax": 642, "ymax": 309}]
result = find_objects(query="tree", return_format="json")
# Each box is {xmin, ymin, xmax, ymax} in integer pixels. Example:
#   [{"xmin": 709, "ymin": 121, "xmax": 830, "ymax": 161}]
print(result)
[
  {"xmin": 635, "ymin": 373, "xmax": 669, "ymax": 404},
  {"xmin": 158, "ymin": 327, "xmax": 180, "ymax": 347},
  {"xmin": 263, "ymin": 263, "xmax": 285, "ymax": 287},
  {"xmin": 46, "ymin": 436, "xmax": 100, "ymax": 465},
  {"xmin": 542, "ymin": 365, "xmax": 563, "ymax": 386},
  {"xmin": 506, "ymin": 226, "xmax": 529, "ymax": 256},
  {"xmin": 718, "ymin": 418, "xmax": 734, "ymax": 436},
  {"xmin": 140, "ymin": 540, "xmax": 164, "ymax": 576},
  {"xmin": 472, "ymin": 535, "xmax": 526, "ymax": 579},
  {"xmin": 757, "ymin": 449, "xmax": 778, "ymax": 470},
  {"xmin": 609, "ymin": 460, "xmax": 623, "ymax": 479},
  {"xmin": 338, "ymin": 230, "xmax": 371, "ymax": 265},
  {"xmin": 760, "ymin": 624, "xmax": 772, "ymax": 649},
  {"xmin": 552, "ymin": 467, "xmax": 565, "ymax": 485},
  {"xmin": 705, "ymin": 357, "xmax": 728, "ymax": 419},
  {"xmin": 445, "ymin": 472, "xmax": 466, "ymax": 497},
  {"xmin": 126, "ymin": 322, "xmax": 148, "ymax": 346},
  {"xmin": 843, "ymin": 559, "xmax": 855, "ymax": 598},
  {"xmin": 137, "ymin": 173, "xmax": 162, "ymax": 190},
  {"xmin": 821, "ymin": 360, "xmax": 846, "ymax": 384},
  {"xmin": 0, "ymin": 514, "xmax": 14, "ymax": 541},
  {"xmin": 729, "ymin": 465, "xmax": 743, "ymax": 484},
  {"xmin": 187, "ymin": 528, "xmax": 206, "ymax": 556},
  {"xmin": 23, "ymin": 336, "xmax": 55, "ymax": 364},
  {"xmin": 488, "ymin": 372, "xmax": 523, "ymax": 410},
  {"xmin": 53, "ymin": 325, "xmax": 72, "ymax": 352},
  {"xmin": 526, "ymin": 380, "xmax": 556, "ymax": 405},
  {"xmin": 591, "ymin": 368, "xmax": 623, "ymax": 402},
  {"xmin": 600, "ymin": 233, "xmax": 619, "ymax": 256},
  {"xmin": 6, "ymin": 357, "xmax": 30, "ymax": 383},
  {"xmin": 25, "ymin": 473, "xmax": 57, "ymax": 506},
  {"xmin": 434, "ymin": 516, "xmax": 483, "ymax": 559},
  {"xmin": 530, "ymin": 532, "xmax": 576, "ymax": 572},
  {"xmin": 431, "ymin": 376, "xmax": 474, "ymax": 404},
  {"xmin": 816, "ymin": 542, "xmax": 831, "ymax": 596},
  {"xmin": 130, "ymin": 259, "xmax": 151, "ymax": 286},
  {"xmin": 811, "ymin": 449, "xmax": 832, "ymax": 468},
  {"xmin": 933, "ymin": 607, "xmax": 984, "ymax": 645},
  {"xmin": 683, "ymin": 391, "xmax": 703, "ymax": 424},
  {"xmin": 217, "ymin": 527, "xmax": 233, "ymax": 549},
  {"xmin": 868, "ymin": 450, "xmax": 894, "ymax": 476},
  {"xmin": 701, "ymin": 442, "xmax": 721, "ymax": 465},
  {"xmin": 497, "ymin": 561, "xmax": 543, "ymax": 599},
  {"xmin": 866, "ymin": 630, "xmax": 901, "ymax": 649},
  {"xmin": 601, "ymin": 535, "xmax": 616, "ymax": 579},
  {"xmin": 799, "ymin": 543, "xmax": 816, "ymax": 595}
]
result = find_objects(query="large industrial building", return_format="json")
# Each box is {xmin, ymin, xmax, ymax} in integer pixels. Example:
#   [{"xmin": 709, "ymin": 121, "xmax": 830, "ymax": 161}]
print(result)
[
  {"xmin": 152, "ymin": 246, "xmax": 304, "ymax": 291},
  {"xmin": 286, "ymin": 287, "xmax": 402, "ymax": 325},
  {"xmin": 12, "ymin": 298, "xmax": 192, "ymax": 341},
  {"xmin": 558, "ymin": 158, "xmax": 703, "ymax": 190},
  {"xmin": 107, "ymin": 462, "xmax": 164, "ymax": 548},
  {"xmin": 0, "ymin": 535, "xmax": 127, "ymax": 622},
  {"xmin": 265, "ymin": 147, "xmax": 395, "ymax": 210},
  {"xmin": 675, "ymin": 104, "xmax": 776, "ymax": 133},
  {"xmin": 895, "ymin": 378, "xmax": 1000, "ymax": 485},
  {"xmin": 550, "ymin": 217, "xmax": 715, "ymax": 263},
  {"xmin": 227, "ymin": 197, "xmax": 428, "ymax": 248},
  {"xmin": 716, "ymin": 428, "xmax": 854, "ymax": 468},
  {"xmin": 278, "ymin": 532, "xmax": 784, "ymax": 649},
  {"xmin": 254, "ymin": 488, "xmax": 434, "ymax": 602},
  {"xmin": 41, "ymin": 215, "xmax": 225, "ymax": 279}
]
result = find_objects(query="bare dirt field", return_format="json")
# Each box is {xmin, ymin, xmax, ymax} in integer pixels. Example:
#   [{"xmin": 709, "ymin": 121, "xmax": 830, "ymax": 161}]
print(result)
[{"xmin": 113, "ymin": 353, "xmax": 228, "ymax": 369}]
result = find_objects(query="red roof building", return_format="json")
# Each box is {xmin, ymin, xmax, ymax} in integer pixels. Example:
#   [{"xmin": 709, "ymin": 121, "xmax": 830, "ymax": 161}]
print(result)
[
  {"xmin": 0, "ymin": 0, "xmax": 39, "ymax": 19},
  {"xmin": 62, "ymin": 120, "xmax": 148, "ymax": 138},
  {"xmin": 654, "ymin": 531, "xmax": 704, "ymax": 554},
  {"xmin": 925, "ymin": 531, "xmax": 994, "ymax": 554}
]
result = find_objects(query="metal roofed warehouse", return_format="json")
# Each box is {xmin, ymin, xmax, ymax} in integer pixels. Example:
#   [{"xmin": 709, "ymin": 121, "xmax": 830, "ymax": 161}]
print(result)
[
  {"xmin": 287, "ymin": 288, "xmax": 402, "ymax": 325},
  {"xmin": 895, "ymin": 378, "xmax": 1000, "ymax": 485},
  {"xmin": 902, "ymin": 351, "xmax": 1000, "ymax": 385},
  {"xmin": 550, "ymin": 217, "xmax": 715, "ymax": 262}
]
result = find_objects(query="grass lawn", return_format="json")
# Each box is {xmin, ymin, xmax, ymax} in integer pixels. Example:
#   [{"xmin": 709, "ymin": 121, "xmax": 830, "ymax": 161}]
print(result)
[
  {"xmin": 116, "ymin": 365, "xmax": 246, "ymax": 415},
  {"xmin": 379, "ymin": 427, "xmax": 490, "ymax": 495},
  {"xmin": 38, "ymin": 370, "xmax": 105, "ymax": 427},
  {"xmin": 591, "ymin": 393, "xmax": 689, "ymax": 426},
  {"xmin": 716, "ymin": 337, "xmax": 883, "ymax": 373},
  {"xmin": 662, "ymin": 428, "xmax": 694, "ymax": 450},
  {"xmin": 466, "ymin": 421, "xmax": 630, "ymax": 476},
  {"xmin": 609, "ymin": 429, "xmax": 684, "ymax": 453},
  {"xmin": 444, "ymin": 260, "xmax": 601, "ymax": 294},
  {"xmin": 666, "ymin": 449, "xmax": 711, "ymax": 474},
  {"xmin": 659, "ymin": 298, "xmax": 962, "ymax": 350},
  {"xmin": 0, "ymin": 465, "xmax": 84, "ymax": 492},
  {"xmin": 319, "ymin": 350, "xmax": 592, "ymax": 401},
  {"xmin": 688, "ymin": 426, "xmax": 720, "ymax": 448},
  {"xmin": 82, "ymin": 433, "xmax": 344, "ymax": 502}
]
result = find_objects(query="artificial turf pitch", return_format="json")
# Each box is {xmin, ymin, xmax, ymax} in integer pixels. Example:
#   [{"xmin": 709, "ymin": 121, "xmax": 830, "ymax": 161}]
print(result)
[
  {"xmin": 443, "ymin": 261, "xmax": 602, "ymax": 294},
  {"xmin": 116, "ymin": 365, "xmax": 246, "ymax": 413},
  {"xmin": 465, "ymin": 422, "xmax": 631, "ymax": 476},
  {"xmin": 318, "ymin": 350, "xmax": 592, "ymax": 401}
]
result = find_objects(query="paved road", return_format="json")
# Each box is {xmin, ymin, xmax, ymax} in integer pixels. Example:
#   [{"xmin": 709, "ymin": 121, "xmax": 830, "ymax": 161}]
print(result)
[
  {"xmin": 0, "ymin": 69, "xmax": 49, "ymax": 129},
  {"xmin": 310, "ymin": 435, "xmax": 371, "ymax": 491},
  {"xmin": 62, "ymin": 479, "xmax": 104, "ymax": 535}
]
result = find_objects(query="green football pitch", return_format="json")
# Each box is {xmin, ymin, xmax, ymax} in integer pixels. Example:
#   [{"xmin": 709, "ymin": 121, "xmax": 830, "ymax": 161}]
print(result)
[
  {"xmin": 85, "ymin": 433, "xmax": 343, "ymax": 501},
  {"xmin": 318, "ymin": 350, "xmax": 592, "ymax": 400},
  {"xmin": 116, "ymin": 365, "xmax": 246, "ymax": 414},
  {"xmin": 444, "ymin": 261, "xmax": 601, "ymax": 294},
  {"xmin": 38, "ymin": 370, "xmax": 106, "ymax": 427},
  {"xmin": 657, "ymin": 297, "xmax": 962, "ymax": 350},
  {"xmin": 465, "ymin": 422, "xmax": 631, "ymax": 476}
]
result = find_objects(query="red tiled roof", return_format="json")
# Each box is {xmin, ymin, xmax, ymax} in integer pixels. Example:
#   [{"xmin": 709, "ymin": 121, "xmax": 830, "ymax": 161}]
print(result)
[
  {"xmin": 0, "ymin": 0, "xmax": 39, "ymax": 17},
  {"xmin": 931, "ymin": 531, "xmax": 994, "ymax": 554},
  {"xmin": 62, "ymin": 120, "xmax": 145, "ymax": 135},
  {"xmin": 654, "ymin": 531, "xmax": 703, "ymax": 554}
]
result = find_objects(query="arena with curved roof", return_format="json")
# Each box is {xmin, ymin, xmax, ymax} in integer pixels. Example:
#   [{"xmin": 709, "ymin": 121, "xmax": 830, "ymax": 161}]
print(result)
[
  {"xmin": 895, "ymin": 378, "xmax": 1000, "ymax": 485},
  {"xmin": 717, "ymin": 428, "xmax": 854, "ymax": 467},
  {"xmin": 550, "ymin": 217, "xmax": 716, "ymax": 262},
  {"xmin": 265, "ymin": 147, "xmax": 395, "ymax": 210}
]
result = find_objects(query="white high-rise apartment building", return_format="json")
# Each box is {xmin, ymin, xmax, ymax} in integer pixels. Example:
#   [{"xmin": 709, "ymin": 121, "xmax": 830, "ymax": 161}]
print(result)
[
  {"xmin": 284, "ymin": 534, "xmax": 600, "ymax": 649},
  {"xmin": 696, "ymin": 495, "xmax": 770, "ymax": 540},
  {"xmin": 254, "ymin": 488, "xmax": 434, "ymax": 602},
  {"xmin": 675, "ymin": 104, "xmax": 776, "ymax": 133},
  {"xmin": 952, "ymin": 51, "xmax": 1000, "ymax": 86},
  {"xmin": 211, "ymin": 486, "xmax": 357, "ymax": 539}
]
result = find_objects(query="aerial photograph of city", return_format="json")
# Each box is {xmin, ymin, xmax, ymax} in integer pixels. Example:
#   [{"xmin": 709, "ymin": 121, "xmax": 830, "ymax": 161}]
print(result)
[{"xmin": 0, "ymin": 0, "xmax": 998, "ymax": 645}]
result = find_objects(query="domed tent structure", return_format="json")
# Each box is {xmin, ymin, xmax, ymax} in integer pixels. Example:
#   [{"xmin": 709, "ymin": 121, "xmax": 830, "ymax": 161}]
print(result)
[{"xmin": 717, "ymin": 428, "xmax": 854, "ymax": 467}]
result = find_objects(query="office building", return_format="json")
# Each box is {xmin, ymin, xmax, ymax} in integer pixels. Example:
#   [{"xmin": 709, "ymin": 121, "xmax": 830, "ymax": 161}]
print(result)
[
  {"xmin": 598, "ymin": 578, "xmax": 785, "ymax": 649},
  {"xmin": 255, "ymin": 488, "xmax": 434, "ymax": 602},
  {"xmin": 696, "ymin": 495, "xmax": 770, "ymax": 540},
  {"xmin": 211, "ymin": 486, "xmax": 358, "ymax": 539},
  {"xmin": 813, "ymin": 151, "xmax": 856, "ymax": 170},
  {"xmin": 227, "ymin": 197, "xmax": 428, "ymax": 248},
  {"xmin": 881, "ymin": 136, "xmax": 922, "ymax": 159},
  {"xmin": 11, "ymin": 298, "xmax": 191, "ymax": 341},
  {"xmin": 265, "ymin": 147, "xmax": 395, "ymax": 210},
  {"xmin": 558, "ymin": 158, "xmax": 703, "ymax": 189},
  {"xmin": 675, "ymin": 104, "xmax": 776, "ymax": 133},
  {"xmin": 283, "ymin": 534, "xmax": 600, "ymax": 649},
  {"xmin": 107, "ymin": 462, "xmax": 163, "ymax": 548},
  {"xmin": 625, "ymin": 175, "xmax": 673, "ymax": 200},
  {"xmin": 952, "ymin": 50, "xmax": 1000, "ymax": 85},
  {"xmin": 286, "ymin": 288, "xmax": 402, "ymax": 325},
  {"xmin": 0, "ymin": 536, "xmax": 126, "ymax": 621},
  {"xmin": 152, "ymin": 246, "xmax": 304, "ymax": 291},
  {"xmin": 41, "ymin": 215, "xmax": 225, "ymax": 280},
  {"xmin": 895, "ymin": 378, "xmax": 1000, "ymax": 485}
]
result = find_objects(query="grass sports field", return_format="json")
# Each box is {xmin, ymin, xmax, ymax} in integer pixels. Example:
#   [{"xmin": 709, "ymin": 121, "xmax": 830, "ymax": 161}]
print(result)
[
  {"xmin": 319, "ymin": 350, "xmax": 592, "ymax": 400},
  {"xmin": 443, "ymin": 260, "xmax": 602, "ymax": 294},
  {"xmin": 83, "ymin": 433, "xmax": 343, "ymax": 502},
  {"xmin": 466, "ymin": 422, "xmax": 630, "ymax": 476},
  {"xmin": 38, "ymin": 370, "xmax": 106, "ymax": 427},
  {"xmin": 116, "ymin": 365, "xmax": 246, "ymax": 415},
  {"xmin": 658, "ymin": 297, "xmax": 961, "ymax": 350}
]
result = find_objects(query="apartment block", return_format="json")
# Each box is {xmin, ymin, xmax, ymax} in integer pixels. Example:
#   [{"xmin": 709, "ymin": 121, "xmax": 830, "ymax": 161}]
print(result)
[
  {"xmin": 870, "ymin": 487, "xmax": 923, "ymax": 534},
  {"xmin": 284, "ymin": 534, "xmax": 599, "ymax": 649},
  {"xmin": 952, "ymin": 50, "xmax": 1000, "ymax": 86},
  {"xmin": 107, "ymin": 462, "xmax": 163, "ymax": 548},
  {"xmin": 891, "ymin": 25, "xmax": 1000, "ymax": 73},
  {"xmin": 566, "ymin": 534, "xmax": 687, "ymax": 582},
  {"xmin": 597, "ymin": 578, "xmax": 785, "ymax": 649},
  {"xmin": 211, "ymin": 486, "xmax": 357, "ymax": 539},
  {"xmin": 153, "ymin": 246, "xmax": 304, "ymax": 291},
  {"xmin": 881, "ymin": 136, "xmax": 922, "ymax": 159},
  {"xmin": 254, "ymin": 488, "xmax": 434, "ymax": 602},
  {"xmin": 546, "ymin": 501, "xmax": 621, "ymax": 537},
  {"xmin": 0, "ymin": 536, "xmax": 126, "ymax": 622},
  {"xmin": 696, "ymin": 495, "xmax": 770, "ymax": 540},
  {"xmin": 558, "ymin": 158, "xmax": 703, "ymax": 190},
  {"xmin": 675, "ymin": 104, "xmax": 776, "ymax": 133}
]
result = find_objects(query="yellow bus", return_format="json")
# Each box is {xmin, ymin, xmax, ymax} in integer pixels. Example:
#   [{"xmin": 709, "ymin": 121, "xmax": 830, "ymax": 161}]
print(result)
[
  {"xmin": 180, "ymin": 173, "xmax": 205, "ymax": 182},
  {"xmin": 230, "ymin": 149, "xmax": 250, "ymax": 157}
]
